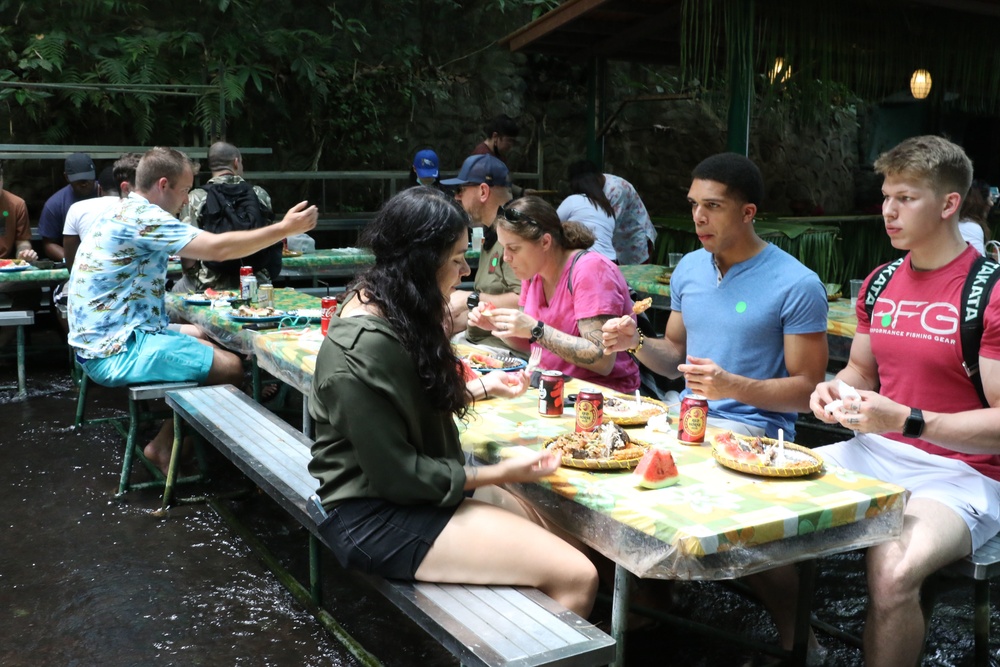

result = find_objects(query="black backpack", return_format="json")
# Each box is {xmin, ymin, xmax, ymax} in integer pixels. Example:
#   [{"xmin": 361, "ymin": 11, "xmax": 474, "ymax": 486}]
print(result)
[
  {"xmin": 864, "ymin": 255, "xmax": 1000, "ymax": 406},
  {"xmin": 199, "ymin": 181, "xmax": 281, "ymax": 282}
]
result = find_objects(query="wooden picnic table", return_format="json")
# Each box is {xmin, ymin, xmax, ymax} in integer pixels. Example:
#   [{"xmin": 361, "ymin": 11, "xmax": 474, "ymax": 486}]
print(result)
[{"xmin": 251, "ymin": 328, "xmax": 904, "ymax": 665}]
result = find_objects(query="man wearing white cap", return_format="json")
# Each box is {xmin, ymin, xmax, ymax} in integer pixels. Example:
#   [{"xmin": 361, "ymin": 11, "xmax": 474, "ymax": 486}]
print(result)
[{"xmin": 39, "ymin": 152, "xmax": 98, "ymax": 260}]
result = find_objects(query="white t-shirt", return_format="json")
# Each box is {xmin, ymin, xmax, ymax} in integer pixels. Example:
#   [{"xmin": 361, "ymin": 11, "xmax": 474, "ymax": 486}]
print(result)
[
  {"xmin": 63, "ymin": 195, "xmax": 120, "ymax": 241},
  {"xmin": 959, "ymin": 220, "xmax": 986, "ymax": 255},
  {"xmin": 556, "ymin": 194, "xmax": 617, "ymax": 261}
]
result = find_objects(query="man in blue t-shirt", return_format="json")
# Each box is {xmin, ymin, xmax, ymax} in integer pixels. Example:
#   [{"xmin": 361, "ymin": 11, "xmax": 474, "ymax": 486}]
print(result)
[
  {"xmin": 38, "ymin": 152, "xmax": 99, "ymax": 261},
  {"xmin": 603, "ymin": 152, "xmax": 828, "ymax": 438},
  {"xmin": 602, "ymin": 152, "xmax": 829, "ymax": 656}
]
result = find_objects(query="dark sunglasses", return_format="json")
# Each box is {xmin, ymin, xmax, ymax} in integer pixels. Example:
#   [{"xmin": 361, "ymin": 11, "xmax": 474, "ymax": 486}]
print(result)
[{"xmin": 499, "ymin": 205, "xmax": 538, "ymax": 227}]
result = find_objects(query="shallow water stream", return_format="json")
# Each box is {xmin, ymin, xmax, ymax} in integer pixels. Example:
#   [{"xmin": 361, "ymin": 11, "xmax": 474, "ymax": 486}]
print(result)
[{"xmin": 0, "ymin": 326, "xmax": 994, "ymax": 666}]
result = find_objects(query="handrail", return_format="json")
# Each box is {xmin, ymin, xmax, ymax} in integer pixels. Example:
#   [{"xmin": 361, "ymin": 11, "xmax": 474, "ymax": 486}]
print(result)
[{"xmin": 0, "ymin": 144, "xmax": 272, "ymax": 160}]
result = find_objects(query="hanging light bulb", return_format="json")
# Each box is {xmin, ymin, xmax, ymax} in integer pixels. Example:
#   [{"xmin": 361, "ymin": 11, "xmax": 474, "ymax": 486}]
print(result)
[
  {"xmin": 910, "ymin": 69, "xmax": 932, "ymax": 99},
  {"xmin": 769, "ymin": 57, "xmax": 791, "ymax": 84}
]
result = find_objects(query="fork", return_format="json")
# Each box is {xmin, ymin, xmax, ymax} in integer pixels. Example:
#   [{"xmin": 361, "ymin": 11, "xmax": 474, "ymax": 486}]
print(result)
[{"xmin": 525, "ymin": 346, "xmax": 542, "ymax": 374}]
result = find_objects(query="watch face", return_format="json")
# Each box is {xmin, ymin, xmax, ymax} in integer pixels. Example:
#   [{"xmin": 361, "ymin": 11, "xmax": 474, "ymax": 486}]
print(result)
[{"xmin": 467, "ymin": 292, "xmax": 480, "ymax": 310}]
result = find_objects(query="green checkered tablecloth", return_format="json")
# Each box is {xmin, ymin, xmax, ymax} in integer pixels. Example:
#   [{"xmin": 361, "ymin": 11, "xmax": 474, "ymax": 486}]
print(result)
[{"xmin": 167, "ymin": 288, "xmax": 321, "ymax": 355}]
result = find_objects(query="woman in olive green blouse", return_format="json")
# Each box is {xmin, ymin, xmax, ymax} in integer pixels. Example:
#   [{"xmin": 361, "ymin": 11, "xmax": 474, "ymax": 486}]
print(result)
[{"xmin": 308, "ymin": 187, "xmax": 597, "ymax": 618}]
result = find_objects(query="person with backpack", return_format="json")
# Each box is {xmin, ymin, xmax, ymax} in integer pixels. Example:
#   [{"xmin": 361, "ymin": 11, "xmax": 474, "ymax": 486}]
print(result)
[
  {"xmin": 788, "ymin": 135, "xmax": 1000, "ymax": 667},
  {"xmin": 172, "ymin": 141, "xmax": 280, "ymax": 293}
]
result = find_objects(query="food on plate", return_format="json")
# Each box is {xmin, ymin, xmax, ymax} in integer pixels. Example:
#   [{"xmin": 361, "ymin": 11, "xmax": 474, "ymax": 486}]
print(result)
[
  {"xmin": 602, "ymin": 394, "xmax": 668, "ymax": 426},
  {"xmin": 713, "ymin": 431, "xmax": 816, "ymax": 468},
  {"xmin": 544, "ymin": 422, "xmax": 647, "ymax": 461},
  {"xmin": 645, "ymin": 412, "xmax": 673, "ymax": 433},
  {"xmin": 186, "ymin": 288, "xmax": 239, "ymax": 302},
  {"xmin": 603, "ymin": 395, "xmax": 641, "ymax": 418},
  {"xmin": 466, "ymin": 351, "xmax": 505, "ymax": 370},
  {"xmin": 282, "ymin": 248, "xmax": 303, "ymax": 257},
  {"xmin": 0, "ymin": 259, "xmax": 28, "ymax": 268},
  {"xmin": 205, "ymin": 288, "xmax": 239, "ymax": 300},
  {"xmin": 632, "ymin": 297, "xmax": 653, "ymax": 314},
  {"xmin": 634, "ymin": 448, "xmax": 679, "ymax": 489},
  {"xmin": 234, "ymin": 305, "xmax": 280, "ymax": 318}
]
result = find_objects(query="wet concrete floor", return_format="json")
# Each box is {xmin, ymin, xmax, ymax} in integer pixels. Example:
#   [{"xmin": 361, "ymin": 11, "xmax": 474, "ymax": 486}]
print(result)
[{"xmin": 0, "ymin": 323, "xmax": 996, "ymax": 666}]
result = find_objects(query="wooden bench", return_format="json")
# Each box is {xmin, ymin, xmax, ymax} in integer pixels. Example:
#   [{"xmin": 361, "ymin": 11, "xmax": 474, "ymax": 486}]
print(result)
[
  {"xmin": 163, "ymin": 384, "xmax": 615, "ymax": 667},
  {"xmin": 938, "ymin": 533, "xmax": 1000, "ymax": 667},
  {"xmin": 72, "ymin": 371, "xmax": 203, "ymax": 495}
]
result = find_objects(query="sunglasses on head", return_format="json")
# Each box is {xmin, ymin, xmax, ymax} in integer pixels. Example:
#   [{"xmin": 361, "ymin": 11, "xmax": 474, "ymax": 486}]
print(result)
[{"xmin": 499, "ymin": 205, "xmax": 537, "ymax": 227}]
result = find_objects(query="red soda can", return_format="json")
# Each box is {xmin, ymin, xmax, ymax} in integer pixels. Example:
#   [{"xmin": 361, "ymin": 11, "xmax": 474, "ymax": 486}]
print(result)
[
  {"xmin": 321, "ymin": 296, "xmax": 338, "ymax": 336},
  {"xmin": 538, "ymin": 371, "xmax": 565, "ymax": 417},
  {"xmin": 575, "ymin": 387, "xmax": 604, "ymax": 432},
  {"xmin": 678, "ymin": 393, "xmax": 709, "ymax": 444}
]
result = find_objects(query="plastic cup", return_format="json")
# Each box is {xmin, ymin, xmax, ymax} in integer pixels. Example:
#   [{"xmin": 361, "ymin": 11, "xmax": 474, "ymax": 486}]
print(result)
[
  {"xmin": 668, "ymin": 252, "xmax": 684, "ymax": 268},
  {"xmin": 850, "ymin": 279, "xmax": 864, "ymax": 307}
]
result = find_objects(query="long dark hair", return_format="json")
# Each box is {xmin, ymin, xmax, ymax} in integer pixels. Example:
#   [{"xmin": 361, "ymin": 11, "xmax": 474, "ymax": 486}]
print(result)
[
  {"xmin": 498, "ymin": 195, "xmax": 594, "ymax": 251},
  {"xmin": 354, "ymin": 187, "xmax": 470, "ymax": 416},
  {"xmin": 568, "ymin": 160, "xmax": 615, "ymax": 219},
  {"xmin": 962, "ymin": 181, "xmax": 992, "ymax": 242}
]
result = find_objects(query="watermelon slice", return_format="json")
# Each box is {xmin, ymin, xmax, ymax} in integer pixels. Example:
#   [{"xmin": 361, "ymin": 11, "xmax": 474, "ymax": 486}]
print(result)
[{"xmin": 634, "ymin": 448, "xmax": 679, "ymax": 489}]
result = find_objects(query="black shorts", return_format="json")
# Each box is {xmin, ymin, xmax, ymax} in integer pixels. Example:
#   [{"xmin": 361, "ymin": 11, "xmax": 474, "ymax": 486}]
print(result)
[{"xmin": 317, "ymin": 498, "xmax": 462, "ymax": 580}]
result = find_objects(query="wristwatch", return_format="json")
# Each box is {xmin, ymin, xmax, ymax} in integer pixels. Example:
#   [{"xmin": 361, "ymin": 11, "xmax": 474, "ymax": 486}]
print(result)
[
  {"xmin": 529, "ymin": 321, "xmax": 545, "ymax": 344},
  {"xmin": 467, "ymin": 291, "xmax": 480, "ymax": 311},
  {"xmin": 902, "ymin": 407, "xmax": 925, "ymax": 438}
]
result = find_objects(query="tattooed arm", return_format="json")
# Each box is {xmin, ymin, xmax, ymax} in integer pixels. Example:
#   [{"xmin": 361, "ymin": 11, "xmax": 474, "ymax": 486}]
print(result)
[{"xmin": 535, "ymin": 315, "xmax": 618, "ymax": 375}]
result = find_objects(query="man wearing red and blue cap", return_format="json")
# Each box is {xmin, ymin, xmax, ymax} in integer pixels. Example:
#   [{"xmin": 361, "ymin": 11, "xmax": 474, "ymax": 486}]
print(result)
[{"xmin": 443, "ymin": 154, "xmax": 524, "ymax": 357}]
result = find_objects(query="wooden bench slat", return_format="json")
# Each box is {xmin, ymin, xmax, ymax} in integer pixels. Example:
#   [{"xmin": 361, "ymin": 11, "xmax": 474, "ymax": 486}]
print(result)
[
  {"xmin": 490, "ymin": 587, "xmax": 595, "ymax": 647},
  {"xmin": 420, "ymin": 583, "xmax": 549, "ymax": 658}
]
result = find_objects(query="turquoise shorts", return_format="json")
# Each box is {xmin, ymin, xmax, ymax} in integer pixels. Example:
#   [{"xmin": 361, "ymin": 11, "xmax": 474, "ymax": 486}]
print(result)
[{"xmin": 82, "ymin": 329, "xmax": 214, "ymax": 387}]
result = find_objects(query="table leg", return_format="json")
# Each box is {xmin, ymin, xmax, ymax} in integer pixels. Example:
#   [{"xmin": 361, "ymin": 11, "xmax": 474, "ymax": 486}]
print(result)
[
  {"xmin": 791, "ymin": 559, "xmax": 817, "ymax": 666},
  {"xmin": 610, "ymin": 563, "xmax": 631, "ymax": 667},
  {"xmin": 301, "ymin": 396, "xmax": 312, "ymax": 436},
  {"xmin": 160, "ymin": 411, "xmax": 184, "ymax": 511},
  {"xmin": 252, "ymin": 357, "xmax": 261, "ymax": 402}
]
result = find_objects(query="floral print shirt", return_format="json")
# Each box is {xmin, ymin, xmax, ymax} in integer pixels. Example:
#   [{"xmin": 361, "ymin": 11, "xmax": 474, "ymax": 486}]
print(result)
[
  {"xmin": 68, "ymin": 192, "xmax": 200, "ymax": 359},
  {"xmin": 604, "ymin": 174, "xmax": 656, "ymax": 265}
]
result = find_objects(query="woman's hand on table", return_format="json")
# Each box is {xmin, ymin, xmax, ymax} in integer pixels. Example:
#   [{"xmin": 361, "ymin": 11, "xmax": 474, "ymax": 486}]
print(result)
[
  {"xmin": 600, "ymin": 315, "xmax": 638, "ymax": 355},
  {"xmin": 464, "ymin": 450, "xmax": 561, "ymax": 490},
  {"xmin": 16, "ymin": 247, "xmax": 38, "ymax": 261},
  {"xmin": 497, "ymin": 450, "xmax": 561, "ymax": 482},
  {"xmin": 482, "ymin": 369, "xmax": 530, "ymax": 399}
]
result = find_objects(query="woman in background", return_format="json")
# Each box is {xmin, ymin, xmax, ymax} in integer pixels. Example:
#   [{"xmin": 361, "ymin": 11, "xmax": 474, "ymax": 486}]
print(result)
[
  {"xmin": 556, "ymin": 161, "xmax": 617, "ymax": 261},
  {"xmin": 308, "ymin": 187, "xmax": 597, "ymax": 618},
  {"xmin": 959, "ymin": 180, "xmax": 992, "ymax": 255}
]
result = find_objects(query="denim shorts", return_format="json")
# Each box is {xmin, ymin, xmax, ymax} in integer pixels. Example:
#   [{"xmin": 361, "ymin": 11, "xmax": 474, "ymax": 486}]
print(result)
[
  {"xmin": 317, "ymin": 498, "xmax": 463, "ymax": 580},
  {"xmin": 81, "ymin": 329, "xmax": 214, "ymax": 387}
]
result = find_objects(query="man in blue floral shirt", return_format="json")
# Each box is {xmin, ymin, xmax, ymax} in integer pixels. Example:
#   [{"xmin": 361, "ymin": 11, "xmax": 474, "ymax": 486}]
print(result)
[{"xmin": 68, "ymin": 147, "xmax": 317, "ymax": 472}]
